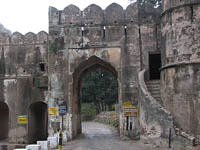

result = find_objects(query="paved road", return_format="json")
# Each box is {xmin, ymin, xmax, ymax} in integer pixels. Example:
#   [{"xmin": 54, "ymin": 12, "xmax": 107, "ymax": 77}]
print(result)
[{"xmin": 62, "ymin": 122, "xmax": 172, "ymax": 150}]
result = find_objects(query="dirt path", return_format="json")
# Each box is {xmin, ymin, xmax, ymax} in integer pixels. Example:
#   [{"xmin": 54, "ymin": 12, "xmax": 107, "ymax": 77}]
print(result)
[{"xmin": 62, "ymin": 121, "xmax": 173, "ymax": 150}]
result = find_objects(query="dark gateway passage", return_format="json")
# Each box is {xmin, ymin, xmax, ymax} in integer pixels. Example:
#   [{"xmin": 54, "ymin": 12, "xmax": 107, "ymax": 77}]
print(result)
[
  {"xmin": 0, "ymin": 102, "xmax": 9, "ymax": 140},
  {"xmin": 28, "ymin": 102, "xmax": 48, "ymax": 143}
]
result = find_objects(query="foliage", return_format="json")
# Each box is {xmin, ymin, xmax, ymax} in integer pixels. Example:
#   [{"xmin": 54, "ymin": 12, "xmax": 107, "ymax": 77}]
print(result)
[
  {"xmin": 49, "ymin": 43, "xmax": 57, "ymax": 53},
  {"xmin": 81, "ymin": 103, "xmax": 97, "ymax": 117},
  {"xmin": 129, "ymin": 0, "xmax": 162, "ymax": 7},
  {"xmin": 80, "ymin": 69, "xmax": 118, "ymax": 114}
]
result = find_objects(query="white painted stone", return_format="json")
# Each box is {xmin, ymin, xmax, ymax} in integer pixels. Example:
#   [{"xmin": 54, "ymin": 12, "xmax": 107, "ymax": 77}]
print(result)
[
  {"xmin": 37, "ymin": 140, "xmax": 50, "ymax": 150},
  {"xmin": 26, "ymin": 144, "xmax": 41, "ymax": 150},
  {"xmin": 47, "ymin": 136, "xmax": 58, "ymax": 149}
]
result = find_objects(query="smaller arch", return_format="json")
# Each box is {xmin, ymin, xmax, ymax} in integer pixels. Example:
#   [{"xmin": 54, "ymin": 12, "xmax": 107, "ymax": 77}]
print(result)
[
  {"xmin": 0, "ymin": 101, "xmax": 9, "ymax": 140},
  {"xmin": 104, "ymin": 3, "xmax": 125, "ymax": 24},
  {"xmin": 36, "ymin": 31, "xmax": 48, "ymax": 44},
  {"xmin": 82, "ymin": 4, "xmax": 104, "ymax": 25},
  {"xmin": 125, "ymin": 2, "xmax": 139, "ymax": 23},
  {"xmin": 11, "ymin": 32, "xmax": 24, "ymax": 44},
  {"xmin": 49, "ymin": 6, "xmax": 58, "ymax": 14},
  {"xmin": 49, "ymin": 6, "xmax": 59, "ymax": 25},
  {"xmin": 0, "ymin": 32, "xmax": 10, "ymax": 44},
  {"xmin": 62, "ymin": 5, "xmax": 81, "ymax": 25},
  {"xmin": 24, "ymin": 32, "xmax": 36, "ymax": 44},
  {"xmin": 28, "ymin": 101, "xmax": 48, "ymax": 143}
]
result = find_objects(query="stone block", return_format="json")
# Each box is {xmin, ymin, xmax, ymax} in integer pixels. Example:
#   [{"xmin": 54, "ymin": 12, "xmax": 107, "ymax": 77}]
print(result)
[
  {"xmin": 47, "ymin": 136, "xmax": 58, "ymax": 149},
  {"xmin": 37, "ymin": 140, "xmax": 50, "ymax": 150},
  {"xmin": 26, "ymin": 145, "xmax": 41, "ymax": 150}
]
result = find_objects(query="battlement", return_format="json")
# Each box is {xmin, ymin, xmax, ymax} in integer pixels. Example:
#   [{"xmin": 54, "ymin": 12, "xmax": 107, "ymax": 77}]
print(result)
[
  {"xmin": 0, "ymin": 31, "xmax": 48, "ymax": 45},
  {"xmin": 49, "ymin": 2, "xmax": 161, "ymax": 26},
  {"xmin": 162, "ymin": 0, "xmax": 200, "ymax": 14}
]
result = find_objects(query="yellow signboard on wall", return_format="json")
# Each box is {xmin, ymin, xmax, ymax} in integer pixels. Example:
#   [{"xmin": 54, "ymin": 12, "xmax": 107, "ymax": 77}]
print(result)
[
  {"xmin": 122, "ymin": 101, "xmax": 131, "ymax": 107},
  {"xmin": 48, "ymin": 107, "xmax": 57, "ymax": 115},
  {"xmin": 17, "ymin": 116, "xmax": 28, "ymax": 124},
  {"xmin": 123, "ymin": 106, "xmax": 138, "ymax": 117}
]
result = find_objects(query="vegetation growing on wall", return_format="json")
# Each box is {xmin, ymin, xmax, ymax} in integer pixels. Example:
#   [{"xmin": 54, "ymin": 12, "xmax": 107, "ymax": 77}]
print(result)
[{"xmin": 129, "ymin": 0, "xmax": 161, "ymax": 7}]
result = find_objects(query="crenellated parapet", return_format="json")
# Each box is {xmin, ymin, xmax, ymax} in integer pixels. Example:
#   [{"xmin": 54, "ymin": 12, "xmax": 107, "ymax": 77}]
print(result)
[
  {"xmin": 0, "ymin": 31, "xmax": 48, "ymax": 45},
  {"xmin": 0, "ymin": 30, "xmax": 48, "ymax": 77},
  {"xmin": 49, "ymin": 2, "xmax": 161, "ymax": 27}
]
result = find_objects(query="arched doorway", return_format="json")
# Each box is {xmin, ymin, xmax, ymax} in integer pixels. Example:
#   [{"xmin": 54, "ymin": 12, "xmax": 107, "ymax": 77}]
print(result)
[
  {"xmin": 28, "ymin": 102, "xmax": 48, "ymax": 143},
  {"xmin": 72, "ymin": 56, "xmax": 118, "ymax": 137},
  {"xmin": 0, "ymin": 101, "xmax": 9, "ymax": 140}
]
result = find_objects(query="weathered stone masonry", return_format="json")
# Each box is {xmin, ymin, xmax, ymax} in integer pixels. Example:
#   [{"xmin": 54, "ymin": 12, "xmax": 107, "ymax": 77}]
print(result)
[
  {"xmin": 161, "ymin": 0, "xmax": 200, "ymax": 138},
  {"xmin": 0, "ymin": 31, "xmax": 48, "ymax": 143},
  {"xmin": 48, "ymin": 2, "xmax": 161, "ymax": 140},
  {"xmin": 0, "ymin": 0, "xmax": 200, "ymax": 144}
]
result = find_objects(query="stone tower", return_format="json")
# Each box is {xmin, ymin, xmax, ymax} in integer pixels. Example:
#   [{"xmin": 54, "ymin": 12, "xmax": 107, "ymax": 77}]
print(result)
[{"xmin": 161, "ymin": 0, "xmax": 200, "ymax": 138}]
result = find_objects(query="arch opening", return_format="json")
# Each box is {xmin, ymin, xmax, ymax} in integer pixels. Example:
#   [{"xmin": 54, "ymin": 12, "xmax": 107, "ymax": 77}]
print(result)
[
  {"xmin": 72, "ymin": 56, "xmax": 118, "ymax": 137},
  {"xmin": 0, "ymin": 101, "xmax": 9, "ymax": 140},
  {"xmin": 28, "ymin": 102, "xmax": 48, "ymax": 143},
  {"xmin": 80, "ymin": 68, "xmax": 118, "ymax": 119}
]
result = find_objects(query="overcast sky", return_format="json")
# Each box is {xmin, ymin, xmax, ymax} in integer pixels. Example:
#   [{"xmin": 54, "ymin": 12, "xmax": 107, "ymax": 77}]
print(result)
[{"xmin": 0, "ymin": 0, "xmax": 133, "ymax": 34}]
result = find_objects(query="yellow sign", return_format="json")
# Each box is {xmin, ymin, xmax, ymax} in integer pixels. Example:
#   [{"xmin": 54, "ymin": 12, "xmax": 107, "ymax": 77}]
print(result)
[
  {"xmin": 48, "ymin": 107, "xmax": 57, "ymax": 115},
  {"xmin": 17, "ymin": 116, "xmax": 28, "ymax": 124},
  {"xmin": 123, "ymin": 106, "xmax": 138, "ymax": 117},
  {"xmin": 122, "ymin": 101, "xmax": 131, "ymax": 107}
]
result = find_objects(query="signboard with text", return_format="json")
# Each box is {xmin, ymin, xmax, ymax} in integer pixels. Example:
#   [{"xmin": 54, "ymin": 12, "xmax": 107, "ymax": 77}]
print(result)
[
  {"xmin": 48, "ymin": 107, "xmax": 57, "ymax": 115},
  {"xmin": 17, "ymin": 116, "xmax": 28, "ymax": 124},
  {"xmin": 123, "ymin": 106, "xmax": 138, "ymax": 117}
]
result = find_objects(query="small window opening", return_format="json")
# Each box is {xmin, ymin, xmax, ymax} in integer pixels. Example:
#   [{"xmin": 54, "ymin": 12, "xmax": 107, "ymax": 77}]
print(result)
[
  {"xmin": 81, "ymin": 26, "xmax": 84, "ymax": 37},
  {"xmin": 39, "ymin": 63, "xmax": 45, "ymax": 72},
  {"xmin": 114, "ymin": 20, "xmax": 117, "ymax": 24},
  {"xmin": 103, "ymin": 26, "xmax": 106, "ymax": 39},
  {"xmin": 191, "ymin": 6, "xmax": 194, "ymax": 23},
  {"xmin": 58, "ymin": 11, "xmax": 62, "ymax": 24},
  {"xmin": 124, "ymin": 25, "xmax": 127, "ymax": 39}
]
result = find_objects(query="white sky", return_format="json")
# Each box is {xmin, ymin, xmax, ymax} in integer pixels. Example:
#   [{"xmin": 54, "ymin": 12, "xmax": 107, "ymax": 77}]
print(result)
[{"xmin": 0, "ymin": 0, "xmax": 133, "ymax": 34}]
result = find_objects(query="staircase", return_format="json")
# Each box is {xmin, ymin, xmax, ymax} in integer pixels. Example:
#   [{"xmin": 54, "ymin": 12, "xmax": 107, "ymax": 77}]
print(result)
[{"xmin": 145, "ymin": 80, "xmax": 161, "ymax": 103}]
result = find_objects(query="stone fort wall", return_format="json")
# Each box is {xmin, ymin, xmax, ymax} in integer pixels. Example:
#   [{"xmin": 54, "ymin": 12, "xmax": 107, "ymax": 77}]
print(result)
[
  {"xmin": 0, "ymin": 31, "xmax": 48, "ymax": 143},
  {"xmin": 48, "ymin": 2, "xmax": 161, "ymax": 140},
  {"xmin": 161, "ymin": 0, "xmax": 200, "ymax": 138}
]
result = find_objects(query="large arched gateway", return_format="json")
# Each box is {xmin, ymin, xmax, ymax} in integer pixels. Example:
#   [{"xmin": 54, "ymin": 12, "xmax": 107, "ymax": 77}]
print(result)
[
  {"xmin": 72, "ymin": 56, "xmax": 118, "ymax": 135},
  {"xmin": 1, "ymin": 0, "xmax": 200, "ymax": 144}
]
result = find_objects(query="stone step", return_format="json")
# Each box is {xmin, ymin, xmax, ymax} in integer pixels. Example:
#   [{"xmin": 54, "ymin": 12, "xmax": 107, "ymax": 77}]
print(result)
[
  {"xmin": 148, "ymin": 88, "xmax": 160, "ymax": 92},
  {"xmin": 146, "ymin": 80, "xmax": 160, "ymax": 84},
  {"xmin": 146, "ymin": 80, "xmax": 161, "ymax": 103},
  {"xmin": 146, "ymin": 83, "xmax": 160, "ymax": 87},
  {"xmin": 148, "ymin": 90, "xmax": 160, "ymax": 94}
]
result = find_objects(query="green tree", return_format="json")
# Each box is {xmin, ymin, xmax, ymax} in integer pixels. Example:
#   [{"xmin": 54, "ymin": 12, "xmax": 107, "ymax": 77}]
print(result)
[
  {"xmin": 129, "ymin": 0, "xmax": 161, "ymax": 7},
  {"xmin": 80, "ymin": 69, "xmax": 118, "ymax": 113}
]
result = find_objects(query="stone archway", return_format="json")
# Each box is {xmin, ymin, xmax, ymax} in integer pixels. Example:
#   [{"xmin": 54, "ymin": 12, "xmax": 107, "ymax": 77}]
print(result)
[
  {"xmin": 0, "ymin": 101, "xmax": 9, "ymax": 140},
  {"xmin": 72, "ymin": 56, "xmax": 118, "ymax": 137},
  {"xmin": 28, "ymin": 101, "xmax": 48, "ymax": 143}
]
